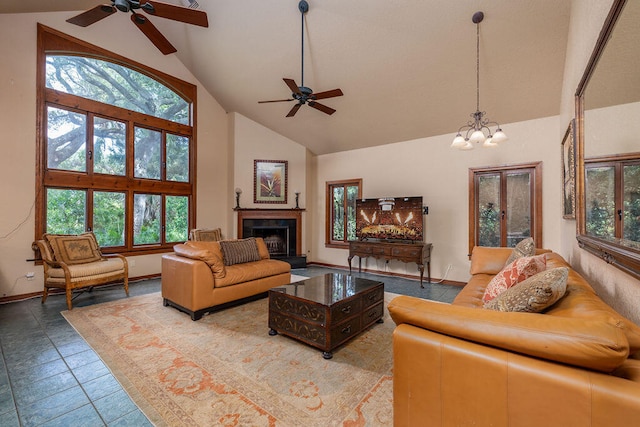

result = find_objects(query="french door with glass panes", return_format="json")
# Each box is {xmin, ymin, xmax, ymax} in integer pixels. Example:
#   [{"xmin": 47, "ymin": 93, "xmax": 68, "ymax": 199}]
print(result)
[{"xmin": 469, "ymin": 163, "xmax": 542, "ymax": 253}]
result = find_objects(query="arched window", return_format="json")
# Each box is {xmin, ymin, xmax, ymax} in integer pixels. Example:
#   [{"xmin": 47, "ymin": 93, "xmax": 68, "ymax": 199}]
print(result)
[{"xmin": 36, "ymin": 25, "xmax": 197, "ymax": 254}]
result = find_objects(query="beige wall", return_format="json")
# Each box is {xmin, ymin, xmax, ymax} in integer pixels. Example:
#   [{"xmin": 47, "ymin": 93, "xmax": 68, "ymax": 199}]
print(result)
[
  {"xmin": 560, "ymin": 0, "xmax": 640, "ymax": 325},
  {"xmin": 0, "ymin": 12, "xmax": 229, "ymax": 298},
  {"xmin": 230, "ymin": 113, "xmax": 309, "ymax": 254},
  {"xmin": 313, "ymin": 116, "xmax": 561, "ymax": 283}
]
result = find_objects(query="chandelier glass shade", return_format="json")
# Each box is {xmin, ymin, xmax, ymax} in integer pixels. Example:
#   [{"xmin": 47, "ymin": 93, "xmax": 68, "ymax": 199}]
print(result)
[{"xmin": 451, "ymin": 11, "xmax": 508, "ymax": 151}]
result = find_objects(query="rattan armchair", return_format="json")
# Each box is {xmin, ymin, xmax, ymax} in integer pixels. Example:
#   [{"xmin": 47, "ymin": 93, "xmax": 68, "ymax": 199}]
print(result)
[{"xmin": 35, "ymin": 232, "xmax": 129, "ymax": 310}]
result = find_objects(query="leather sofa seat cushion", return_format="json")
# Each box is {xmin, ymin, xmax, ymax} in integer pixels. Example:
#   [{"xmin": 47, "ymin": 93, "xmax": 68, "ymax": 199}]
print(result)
[{"xmin": 215, "ymin": 259, "xmax": 290, "ymax": 288}]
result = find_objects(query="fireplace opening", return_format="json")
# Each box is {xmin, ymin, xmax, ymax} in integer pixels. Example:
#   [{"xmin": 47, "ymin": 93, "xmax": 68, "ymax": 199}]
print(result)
[
  {"xmin": 242, "ymin": 218, "xmax": 297, "ymax": 257},
  {"xmin": 251, "ymin": 226, "xmax": 288, "ymax": 256}
]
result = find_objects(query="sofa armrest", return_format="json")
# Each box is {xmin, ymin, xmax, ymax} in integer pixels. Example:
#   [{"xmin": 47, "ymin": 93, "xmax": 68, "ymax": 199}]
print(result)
[
  {"xmin": 393, "ymin": 324, "xmax": 640, "ymax": 427},
  {"xmin": 162, "ymin": 254, "xmax": 216, "ymax": 312},
  {"xmin": 388, "ymin": 295, "xmax": 629, "ymax": 372}
]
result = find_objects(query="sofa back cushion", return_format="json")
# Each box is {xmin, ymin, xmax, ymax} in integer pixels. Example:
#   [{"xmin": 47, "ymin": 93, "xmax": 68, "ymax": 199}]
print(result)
[
  {"xmin": 173, "ymin": 241, "xmax": 226, "ymax": 279},
  {"xmin": 43, "ymin": 232, "xmax": 103, "ymax": 265},
  {"xmin": 255, "ymin": 237, "xmax": 271, "ymax": 260},
  {"xmin": 219, "ymin": 238, "xmax": 261, "ymax": 266},
  {"xmin": 470, "ymin": 246, "xmax": 552, "ymax": 275}
]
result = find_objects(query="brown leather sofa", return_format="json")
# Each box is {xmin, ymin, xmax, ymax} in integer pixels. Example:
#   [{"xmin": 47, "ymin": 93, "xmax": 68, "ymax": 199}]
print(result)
[
  {"xmin": 162, "ymin": 237, "xmax": 291, "ymax": 320},
  {"xmin": 388, "ymin": 246, "xmax": 640, "ymax": 427}
]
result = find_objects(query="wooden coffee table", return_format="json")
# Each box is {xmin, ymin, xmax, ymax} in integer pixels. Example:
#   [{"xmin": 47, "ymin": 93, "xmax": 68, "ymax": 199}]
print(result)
[{"xmin": 268, "ymin": 273, "xmax": 384, "ymax": 359}]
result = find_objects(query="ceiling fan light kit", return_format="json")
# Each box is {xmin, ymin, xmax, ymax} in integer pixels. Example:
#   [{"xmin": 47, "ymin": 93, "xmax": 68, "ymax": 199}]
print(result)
[
  {"xmin": 66, "ymin": 0, "xmax": 209, "ymax": 55},
  {"xmin": 451, "ymin": 11, "xmax": 508, "ymax": 151},
  {"xmin": 258, "ymin": 0, "xmax": 344, "ymax": 117}
]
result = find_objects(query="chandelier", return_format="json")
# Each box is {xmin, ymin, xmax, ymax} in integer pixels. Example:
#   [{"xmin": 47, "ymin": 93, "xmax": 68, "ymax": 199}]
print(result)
[{"xmin": 451, "ymin": 11, "xmax": 508, "ymax": 150}]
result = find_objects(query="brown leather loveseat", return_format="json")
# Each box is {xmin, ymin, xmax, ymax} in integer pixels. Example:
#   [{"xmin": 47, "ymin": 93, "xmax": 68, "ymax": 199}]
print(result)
[
  {"xmin": 162, "ymin": 237, "xmax": 291, "ymax": 320},
  {"xmin": 388, "ymin": 246, "xmax": 640, "ymax": 426}
]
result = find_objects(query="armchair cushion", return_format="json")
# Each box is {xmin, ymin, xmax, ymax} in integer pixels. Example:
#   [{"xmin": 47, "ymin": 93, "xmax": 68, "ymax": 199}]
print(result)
[
  {"xmin": 44, "ymin": 232, "xmax": 102, "ymax": 265},
  {"xmin": 46, "ymin": 257, "xmax": 126, "ymax": 281},
  {"xmin": 189, "ymin": 228, "xmax": 222, "ymax": 242}
]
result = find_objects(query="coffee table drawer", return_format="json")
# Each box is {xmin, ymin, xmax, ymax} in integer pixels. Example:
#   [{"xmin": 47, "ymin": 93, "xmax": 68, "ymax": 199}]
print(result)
[
  {"xmin": 331, "ymin": 316, "xmax": 362, "ymax": 344},
  {"xmin": 270, "ymin": 292, "xmax": 326, "ymax": 324},
  {"xmin": 362, "ymin": 286, "xmax": 384, "ymax": 309},
  {"xmin": 331, "ymin": 298, "xmax": 362, "ymax": 323},
  {"xmin": 362, "ymin": 301, "xmax": 384, "ymax": 327}
]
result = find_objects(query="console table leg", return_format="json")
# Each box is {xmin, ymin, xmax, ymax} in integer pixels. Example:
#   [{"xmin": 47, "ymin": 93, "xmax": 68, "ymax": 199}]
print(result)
[{"xmin": 419, "ymin": 266, "xmax": 425, "ymax": 288}]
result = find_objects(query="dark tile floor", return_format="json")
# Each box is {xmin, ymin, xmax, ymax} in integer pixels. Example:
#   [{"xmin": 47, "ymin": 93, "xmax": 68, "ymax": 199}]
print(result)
[{"xmin": 0, "ymin": 265, "xmax": 461, "ymax": 426}]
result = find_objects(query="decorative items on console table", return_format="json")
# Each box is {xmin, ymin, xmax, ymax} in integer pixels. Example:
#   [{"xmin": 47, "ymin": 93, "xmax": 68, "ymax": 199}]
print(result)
[
  {"xmin": 294, "ymin": 191, "xmax": 300, "ymax": 209},
  {"xmin": 349, "ymin": 196, "xmax": 431, "ymax": 287}
]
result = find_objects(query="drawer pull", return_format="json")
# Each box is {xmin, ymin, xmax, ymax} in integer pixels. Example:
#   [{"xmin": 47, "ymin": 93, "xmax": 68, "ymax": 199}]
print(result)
[
  {"xmin": 369, "ymin": 310, "xmax": 377, "ymax": 318},
  {"xmin": 341, "ymin": 306, "xmax": 352, "ymax": 314},
  {"xmin": 368, "ymin": 294, "xmax": 376, "ymax": 300},
  {"xmin": 341, "ymin": 325, "xmax": 352, "ymax": 334}
]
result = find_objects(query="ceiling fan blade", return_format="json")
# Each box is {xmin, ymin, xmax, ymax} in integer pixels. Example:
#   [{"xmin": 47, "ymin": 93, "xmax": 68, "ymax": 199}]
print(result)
[
  {"xmin": 141, "ymin": 1, "xmax": 209, "ymax": 27},
  {"xmin": 258, "ymin": 99, "xmax": 295, "ymax": 103},
  {"xmin": 283, "ymin": 78, "xmax": 302, "ymax": 95},
  {"xmin": 66, "ymin": 5, "xmax": 116, "ymax": 27},
  {"xmin": 308, "ymin": 101, "xmax": 336, "ymax": 115},
  {"xmin": 312, "ymin": 88, "xmax": 344, "ymax": 100},
  {"xmin": 130, "ymin": 14, "xmax": 177, "ymax": 55},
  {"xmin": 286, "ymin": 103, "xmax": 302, "ymax": 117}
]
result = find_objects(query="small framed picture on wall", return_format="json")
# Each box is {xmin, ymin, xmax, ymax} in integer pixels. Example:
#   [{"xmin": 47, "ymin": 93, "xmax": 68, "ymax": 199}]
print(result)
[
  {"xmin": 254, "ymin": 160, "xmax": 288, "ymax": 204},
  {"xmin": 561, "ymin": 119, "xmax": 576, "ymax": 219}
]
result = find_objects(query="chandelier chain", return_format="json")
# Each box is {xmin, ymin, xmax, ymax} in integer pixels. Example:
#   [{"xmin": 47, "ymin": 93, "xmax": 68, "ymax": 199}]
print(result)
[{"xmin": 476, "ymin": 20, "xmax": 480, "ymax": 114}]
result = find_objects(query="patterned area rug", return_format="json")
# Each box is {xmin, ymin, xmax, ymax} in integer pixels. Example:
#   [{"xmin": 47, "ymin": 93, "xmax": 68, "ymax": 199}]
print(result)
[{"xmin": 62, "ymin": 290, "xmax": 396, "ymax": 426}]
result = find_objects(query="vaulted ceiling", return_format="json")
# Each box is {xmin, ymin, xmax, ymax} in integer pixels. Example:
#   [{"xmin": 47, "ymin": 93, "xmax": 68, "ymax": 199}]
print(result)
[{"xmin": 1, "ymin": 0, "xmax": 572, "ymax": 155}]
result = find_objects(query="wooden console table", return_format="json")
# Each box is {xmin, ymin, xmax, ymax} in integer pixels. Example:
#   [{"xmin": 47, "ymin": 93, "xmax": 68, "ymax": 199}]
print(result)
[{"xmin": 348, "ymin": 241, "xmax": 432, "ymax": 288}]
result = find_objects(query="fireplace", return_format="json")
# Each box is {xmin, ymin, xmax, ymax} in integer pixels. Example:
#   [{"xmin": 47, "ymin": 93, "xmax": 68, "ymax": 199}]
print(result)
[{"xmin": 236, "ymin": 209, "xmax": 306, "ymax": 267}]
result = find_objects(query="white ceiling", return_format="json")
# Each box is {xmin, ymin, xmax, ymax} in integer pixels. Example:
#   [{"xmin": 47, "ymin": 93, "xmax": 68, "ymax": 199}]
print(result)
[{"xmin": 0, "ymin": 0, "xmax": 572, "ymax": 155}]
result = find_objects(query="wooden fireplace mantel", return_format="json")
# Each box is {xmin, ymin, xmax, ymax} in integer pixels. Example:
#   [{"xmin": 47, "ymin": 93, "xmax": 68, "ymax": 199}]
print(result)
[{"xmin": 236, "ymin": 208, "xmax": 304, "ymax": 256}]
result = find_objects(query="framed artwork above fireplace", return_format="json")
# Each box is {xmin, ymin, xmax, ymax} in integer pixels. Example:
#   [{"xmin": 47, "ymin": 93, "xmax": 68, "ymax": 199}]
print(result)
[{"xmin": 254, "ymin": 160, "xmax": 288, "ymax": 204}]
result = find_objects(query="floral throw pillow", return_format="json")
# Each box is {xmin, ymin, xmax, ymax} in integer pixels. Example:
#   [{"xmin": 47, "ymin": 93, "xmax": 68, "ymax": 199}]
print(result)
[{"xmin": 482, "ymin": 254, "xmax": 547, "ymax": 304}]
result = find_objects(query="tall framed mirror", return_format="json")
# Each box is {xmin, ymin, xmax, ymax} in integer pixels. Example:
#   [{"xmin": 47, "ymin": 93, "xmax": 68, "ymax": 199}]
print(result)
[{"xmin": 576, "ymin": 0, "xmax": 640, "ymax": 280}]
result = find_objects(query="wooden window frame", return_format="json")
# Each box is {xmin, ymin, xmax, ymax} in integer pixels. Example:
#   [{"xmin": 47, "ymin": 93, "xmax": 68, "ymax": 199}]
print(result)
[
  {"xmin": 325, "ymin": 179, "xmax": 362, "ymax": 249},
  {"xmin": 468, "ymin": 162, "xmax": 542, "ymax": 254},
  {"xmin": 584, "ymin": 152, "xmax": 640, "ymax": 241},
  {"xmin": 35, "ymin": 25, "xmax": 197, "ymax": 256}
]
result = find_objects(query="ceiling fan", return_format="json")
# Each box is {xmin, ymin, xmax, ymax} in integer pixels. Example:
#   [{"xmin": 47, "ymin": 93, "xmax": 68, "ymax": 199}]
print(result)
[
  {"xmin": 66, "ymin": 0, "xmax": 209, "ymax": 55},
  {"xmin": 258, "ymin": 0, "xmax": 343, "ymax": 117}
]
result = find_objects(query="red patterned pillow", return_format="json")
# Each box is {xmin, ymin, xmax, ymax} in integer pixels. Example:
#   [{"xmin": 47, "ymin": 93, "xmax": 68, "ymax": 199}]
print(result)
[{"xmin": 482, "ymin": 254, "xmax": 547, "ymax": 303}]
